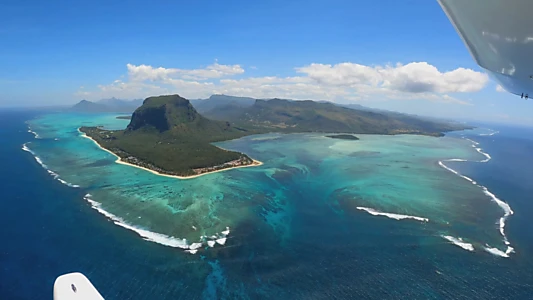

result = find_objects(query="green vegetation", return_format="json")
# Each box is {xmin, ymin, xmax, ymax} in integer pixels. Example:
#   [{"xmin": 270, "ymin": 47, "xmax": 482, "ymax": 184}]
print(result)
[
  {"xmin": 326, "ymin": 134, "xmax": 360, "ymax": 140},
  {"xmin": 81, "ymin": 94, "xmax": 471, "ymax": 176},
  {"xmin": 81, "ymin": 95, "xmax": 253, "ymax": 177},
  {"xmin": 203, "ymin": 98, "xmax": 471, "ymax": 136},
  {"xmin": 190, "ymin": 94, "xmax": 255, "ymax": 114}
]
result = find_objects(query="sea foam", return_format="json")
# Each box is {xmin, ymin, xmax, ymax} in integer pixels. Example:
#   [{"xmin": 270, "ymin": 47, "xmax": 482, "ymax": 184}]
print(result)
[
  {"xmin": 442, "ymin": 235, "xmax": 474, "ymax": 251},
  {"xmin": 483, "ymin": 246, "xmax": 514, "ymax": 258},
  {"xmin": 356, "ymin": 207, "xmax": 429, "ymax": 222},
  {"xmin": 22, "ymin": 143, "xmax": 80, "ymax": 188},
  {"xmin": 216, "ymin": 237, "xmax": 227, "ymax": 245},
  {"xmin": 438, "ymin": 161, "xmax": 476, "ymax": 184},
  {"xmin": 221, "ymin": 227, "xmax": 230, "ymax": 236},
  {"xmin": 28, "ymin": 129, "xmax": 40, "ymax": 139},
  {"xmin": 475, "ymin": 147, "xmax": 491, "ymax": 162},
  {"xmin": 464, "ymin": 138, "xmax": 479, "ymax": 145},
  {"xmin": 22, "ymin": 143, "xmax": 47, "ymax": 168},
  {"xmin": 479, "ymin": 130, "xmax": 499, "ymax": 136},
  {"xmin": 189, "ymin": 242, "xmax": 203, "ymax": 250},
  {"xmin": 83, "ymin": 194, "xmax": 231, "ymax": 254},
  {"xmin": 437, "ymin": 132, "xmax": 515, "ymax": 257},
  {"xmin": 84, "ymin": 194, "xmax": 190, "ymax": 249},
  {"xmin": 481, "ymin": 186, "xmax": 513, "ymax": 245}
]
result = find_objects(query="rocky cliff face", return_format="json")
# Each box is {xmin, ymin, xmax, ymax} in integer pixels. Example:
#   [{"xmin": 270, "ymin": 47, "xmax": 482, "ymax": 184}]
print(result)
[{"xmin": 126, "ymin": 95, "xmax": 200, "ymax": 132}]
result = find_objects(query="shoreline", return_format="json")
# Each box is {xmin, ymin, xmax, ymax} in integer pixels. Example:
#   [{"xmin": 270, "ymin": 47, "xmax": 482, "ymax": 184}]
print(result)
[{"xmin": 78, "ymin": 129, "xmax": 263, "ymax": 180}]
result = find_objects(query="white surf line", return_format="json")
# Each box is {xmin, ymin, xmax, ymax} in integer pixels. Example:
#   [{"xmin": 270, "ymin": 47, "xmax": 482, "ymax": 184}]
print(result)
[
  {"xmin": 438, "ymin": 132, "xmax": 514, "ymax": 257},
  {"xmin": 442, "ymin": 235, "xmax": 474, "ymax": 251},
  {"xmin": 483, "ymin": 245, "xmax": 512, "ymax": 258},
  {"xmin": 356, "ymin": 207, "xmax": 429, "ymax": 222},
  {"xmin": 464, "ymin": 138, "xmax": 479, "ymax": 145},
  {"xmin": 27, "ymin": 124, "xmax": 41, "ymax": 139},
  {"xmin": 479, "ymin": 130, "xmax": 500, "ymax": 136},
  {"xmin": 474, "ymin": 147, "xmax": 491, "ymax": 163},
  {"xmin": 28, "ymin": 129, "xmax": 40, "ymax": 139},
  {"xmin": 84, "ymin": 194, "xmax": 189, "ymax": 249},
  {"xmin": 22, "ymin": 143, "xmax": 46, "ymax": 168},
  {"xmin": 84, "ymin": 194, "xmax": 231, "ymax": 254},
  {"xmin": 21, "ymin": 143, "xmax": 80, "ymax": 188}
]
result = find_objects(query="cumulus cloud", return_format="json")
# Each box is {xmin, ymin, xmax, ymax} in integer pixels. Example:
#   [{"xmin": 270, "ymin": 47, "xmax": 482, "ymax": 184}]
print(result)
[
  {"xmin": 76, "ymin": 61, "xmax": 488, "ymax": 104},
  {"xmin": 126, "ymin": 62, "xmax": 244, "ymax": 82},
  {"xmin": 297, "ymin": 62, "xmax": 488, "ymax": 93}
]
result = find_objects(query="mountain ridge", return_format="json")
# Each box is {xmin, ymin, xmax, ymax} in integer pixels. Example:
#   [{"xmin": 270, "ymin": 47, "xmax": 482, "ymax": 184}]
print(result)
[
  {"xmin": 80, "ymin": 94, "xmax": 472, "ymax": 177},
  {"xmin": 202, "ymin": 98, "xmax": 469, "ymax": 136}
]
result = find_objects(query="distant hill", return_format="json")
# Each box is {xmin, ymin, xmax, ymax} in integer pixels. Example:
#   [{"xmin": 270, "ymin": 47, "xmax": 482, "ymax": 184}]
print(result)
[
  {"xmin": 80, "ymin": 95, "xmax": 253, "ymax": 177},
  {"xmin": 96, "ymin": 97, "xmax": 143, "ymax": 108},
  {"xmin": 70, "ymin": 98, "xmax": 142, "ymax": 113},
  {"xmin": 70, "ymin": 100, "xmax": 111, "ymax": 113},
  {"xmin": 203, "ymin": 98, "xmax": 470, "ymax": 136},
  {"xmin": 193, "ymin": 95, "xmax": 466, "ymax": 132},
  {"xmin": 190, "ymin": 94, "xmax": 256, "ymax": 114}
]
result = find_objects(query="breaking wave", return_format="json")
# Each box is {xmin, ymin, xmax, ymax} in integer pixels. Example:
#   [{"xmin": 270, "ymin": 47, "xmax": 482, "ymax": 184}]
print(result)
[
  {"xmin": 442, "ymin": 235, "xmax": 474, "ymax": 251},
  {"xmin": 28, "ymin": 129, "xmax": 40, "ymax": 139},
  {"xmin": 484, "ymin": 245, "xmax": 515, "ymax": 258},
  {"xmin": 22, "ymin": 143, "xmax": 80, "ymax": 188},
  {"xmin": 479, "ymin": 130, "xmax": 499, "ymax": 136},
  {"xmin": 22, "ymin": 143, "xmax": 46, "ymax": 168},
  {"xmin": 84, "ymin": 194, "xmax": 230, "ymax": 254},
  {"xmin": 356, "ymin": 207, "xmax": 429, "ymax": 222},
  {"xmin": 84, "ymin": 194, "xmax": 189, "ymax": 249},
  {"xmin": 438, "ymin": 131, "xmax": 514, "ymax": 257}
]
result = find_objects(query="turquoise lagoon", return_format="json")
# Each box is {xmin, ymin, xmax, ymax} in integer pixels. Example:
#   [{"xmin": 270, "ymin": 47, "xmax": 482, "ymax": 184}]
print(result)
[{"xmin": 24, "ymin": 113, "xmax": 512, "ymax": 259}]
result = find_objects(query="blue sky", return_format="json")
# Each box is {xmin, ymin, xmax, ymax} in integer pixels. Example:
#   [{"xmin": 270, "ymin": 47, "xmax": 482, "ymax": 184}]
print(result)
[{"xmin": 0, "ymin": 0, "xmax": 529, "ymax": 125}]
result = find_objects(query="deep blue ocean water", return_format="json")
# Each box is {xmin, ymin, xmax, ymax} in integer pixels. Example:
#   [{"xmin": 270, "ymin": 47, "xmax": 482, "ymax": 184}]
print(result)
[{"xmin": 1, "ymin": 110, "xmax": 533, "ymax": 299}]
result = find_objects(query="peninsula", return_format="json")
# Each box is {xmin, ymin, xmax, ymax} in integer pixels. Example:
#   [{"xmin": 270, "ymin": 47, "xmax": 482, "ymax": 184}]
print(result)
[
  {"xmin": 80, "ymin": 95, "xmax": 259, "ymax": 178},
  {"xmin": 80, "ymin": 94, "xmax": 471, "ymax": 178}
]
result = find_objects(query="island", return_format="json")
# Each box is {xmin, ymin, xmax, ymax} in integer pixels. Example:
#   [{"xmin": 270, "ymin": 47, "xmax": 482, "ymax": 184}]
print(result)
[
  {"xmin": 80, "ymin": 94, "xmax": 471, "ymax": 178},
  {"xmin": 116, "ymin": 116, "xmax": 131, "ymax": 120},
  {"xmin": 326, "ymin": 134, "xmax": 359, "ymax": 140}
]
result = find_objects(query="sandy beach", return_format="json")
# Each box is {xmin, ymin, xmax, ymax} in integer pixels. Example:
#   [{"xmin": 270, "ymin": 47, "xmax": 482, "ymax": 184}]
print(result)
[{"xmin": 78, "ymin": 129, "xmax": 263, "ymax": 180}]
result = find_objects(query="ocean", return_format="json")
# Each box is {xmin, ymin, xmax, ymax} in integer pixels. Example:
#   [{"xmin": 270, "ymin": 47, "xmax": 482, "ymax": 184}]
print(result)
[{"xmin": 1, "ymin": 110, "xmax": 533, "ymax": 299}]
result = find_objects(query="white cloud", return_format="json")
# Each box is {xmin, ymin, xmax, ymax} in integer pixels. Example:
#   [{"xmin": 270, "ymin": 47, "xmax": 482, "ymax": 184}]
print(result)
[
  {"xmin": 126, "ymin": 62, "xmax": 244, "ymax": 82},
  {"xmin": 76, "ymin": 61, "xmax": 488, "ymax": 105},
  {"xmin": 297, "ymin": 62, "xmax": 488, "ymax": 93},
  {"xmin": 496, "ymin": 84, "xmax": 506, "ymax": 92}
]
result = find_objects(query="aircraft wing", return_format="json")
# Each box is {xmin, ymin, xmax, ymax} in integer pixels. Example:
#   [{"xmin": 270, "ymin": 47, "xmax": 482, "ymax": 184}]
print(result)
[
  {"xmin": 438, "ymin": 0, "xmax": 533, "ymax": 96},
  {"xmin": 54, "ymin": 273, "xmax": 104, "ymax": 300}
]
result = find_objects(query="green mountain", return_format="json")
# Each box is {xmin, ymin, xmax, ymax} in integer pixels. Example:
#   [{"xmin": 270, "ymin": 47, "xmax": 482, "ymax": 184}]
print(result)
[
  {"xmin": 203, "ymin": 98, "xmax": 470, "ymax": 136},
  {"xmin": 81, "ymin": 94, "xmax": 470, "ymax": 177},
  {"xmin": 80, "ymin": 95, "xmax": 254, "ymax": 177},
  {"xmin": 190, "ymin": 94, "xmax": 256, "ymax": 115}
]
